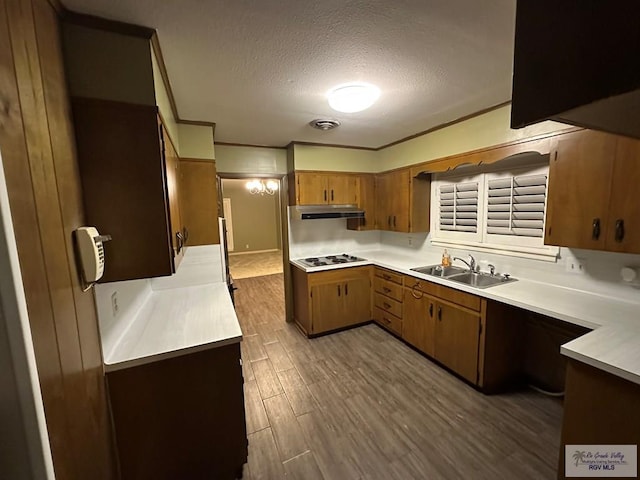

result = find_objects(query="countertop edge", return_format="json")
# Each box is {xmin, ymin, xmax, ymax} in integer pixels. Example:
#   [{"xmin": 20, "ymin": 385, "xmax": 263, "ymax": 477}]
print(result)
[{"xmin": 105, "ymin": 334, "xmax": 243, "ymax": 373}]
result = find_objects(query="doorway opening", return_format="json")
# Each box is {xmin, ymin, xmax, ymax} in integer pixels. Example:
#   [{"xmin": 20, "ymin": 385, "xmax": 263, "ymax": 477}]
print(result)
[{"xmin": 220, "ymin": 177, "xmax": 284, "ymax": 280}]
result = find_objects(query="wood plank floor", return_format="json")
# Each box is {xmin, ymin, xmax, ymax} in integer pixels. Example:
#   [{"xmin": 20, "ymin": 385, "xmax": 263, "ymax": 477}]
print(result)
[{"xmin": 234, "ymin": 273, "xmax": 563, "ymax": 480}]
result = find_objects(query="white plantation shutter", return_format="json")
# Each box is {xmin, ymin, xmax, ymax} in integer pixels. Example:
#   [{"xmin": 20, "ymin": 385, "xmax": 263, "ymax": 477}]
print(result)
[
  {"xmin": 439, "ymin": 182, "xmax": 478, "ymax": 233},
  {"xmin": 486, "ymin": 174, "xmax": 547, "ymax": 238}
]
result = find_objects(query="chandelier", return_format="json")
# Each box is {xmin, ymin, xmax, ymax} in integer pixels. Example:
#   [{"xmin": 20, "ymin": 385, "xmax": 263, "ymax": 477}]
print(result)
[{"xmin": 245, "ymin": 179, "xmax": 278, "ymax": 196}]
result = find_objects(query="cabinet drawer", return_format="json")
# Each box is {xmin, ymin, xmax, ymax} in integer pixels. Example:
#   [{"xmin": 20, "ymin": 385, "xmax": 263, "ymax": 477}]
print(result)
[
  {"xmin": 373, "ymin": 307, "xmax": 402, "ymax": 335},
  {"xmin": 374, "ymin": 293, "xmax": 402, "ymax": 318},
  {"xmin": 405, "ymin": 276, "xmax": 481, "ymax": 312},
  {"xmin": 375, "ymin": 268, "xmax": 403, "ymax": 285},
  {"xmin": 373, "ymin": 276, "xmax": 403, "ymax": 302}
]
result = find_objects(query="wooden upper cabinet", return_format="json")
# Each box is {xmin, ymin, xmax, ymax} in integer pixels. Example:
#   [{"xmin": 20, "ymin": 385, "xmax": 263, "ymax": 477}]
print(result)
[
  {"xmin": 376, "ymin": 168, "xmax": 430, "ymax": 233},
  {"xmin": 294, "ymin": 172, "xmax": 357, "ymax": 205},
  {"xmin": 72, "ymin": 98, "xmax": 177, "ymax": 282},
  {"xmin": 162, "ymin": 125, "xmax": 184, "ymax": 268},
  {"xmin": 180, "ymin": 160, "xmax": 220, "ymax": 245},
  {"xmin": 347, "ymin": 174, "xmax": 376, "ymax": 231},
  {"xmin": 607, "ymin": 137, "xmax": 640, "ymax": 253},
  {"xmin": 545, "ymin": 129, "xmax": 640, "ymax": 253}
]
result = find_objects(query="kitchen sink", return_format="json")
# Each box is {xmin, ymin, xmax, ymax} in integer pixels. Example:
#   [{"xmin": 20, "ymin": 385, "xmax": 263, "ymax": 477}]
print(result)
[
  {"xmin": 410, "ymin": 264, "xmax": 467, "ymax": 277},
  {"xmin": 447, "ymin": 272, "xmax": 517, "ymax": 289},
  {"xmin": 410, "ymin": 264, "xmax": 517, "ymax": 289}
]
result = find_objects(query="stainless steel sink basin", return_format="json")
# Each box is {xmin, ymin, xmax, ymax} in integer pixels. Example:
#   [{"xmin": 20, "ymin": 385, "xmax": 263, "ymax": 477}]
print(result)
[
  {"xmin": 447, "ymin": 272, "xmax": 517, "ymax": 289},
  {"xmin": 410, "ymin": 264, "xmax": 467, "ymax": 277}
]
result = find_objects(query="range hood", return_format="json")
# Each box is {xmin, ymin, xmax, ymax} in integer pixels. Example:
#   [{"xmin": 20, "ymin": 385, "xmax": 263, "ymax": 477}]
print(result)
[{"xmin": 294, "ymin": 205, "xmax": 365, "ymax": 220}]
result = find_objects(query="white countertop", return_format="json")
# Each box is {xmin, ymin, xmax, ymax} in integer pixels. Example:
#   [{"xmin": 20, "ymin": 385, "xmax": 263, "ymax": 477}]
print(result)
[
  {"xmin": 101, "ymin": 245, "xmax": 241, "ymax": 372},
  {"xmin": 292, "ymin": 249, "xmax": 640, "ymax": 385},
  {"xmin": 104, "ymin": 283, "xmax": 241, "ymax": 372}
]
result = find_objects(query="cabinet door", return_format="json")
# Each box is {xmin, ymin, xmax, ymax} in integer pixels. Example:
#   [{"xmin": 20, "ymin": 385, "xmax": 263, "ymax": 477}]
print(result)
[
  {"xmin": 297, "ymin": 173, "xmax": 329, "ymax": 205},
  {"xmin": 343, "ymin": 276, "xmax": 372, "ymax": 326},
  {"xmin": 389, "ymin": 169, "xmax": 411, "ymax": 232},
  {"xmin": 375, "ymin": 173, "xmax": 391, "ymax": 230},
  {"xmin": 545, "ymin": 130, "xmax": 616, "ymax": 249},
  {"xmin": 162, "ymin": 125, "xmax": 183, "ymax": 268},
  {"xmin": 434, "ymin": 302, "xmax": 480, "ymax": 384},
  {"xmin": 402, "ymin": 287, "xmax": 435, "ymax": 357},
  {"xmin": 180, "ymin": 160, "xmax": 220, "ymax": 245},
  {"xmin": 328, "ymin": 175, "xmax": 357, "ymax": 204},
  {"xmin": 605, "ymin": 137, "xmax": 640, "ymax": 253},
  {"xmin": 310, "ymin": 282, "xmax": 345, "ymax": 334}
]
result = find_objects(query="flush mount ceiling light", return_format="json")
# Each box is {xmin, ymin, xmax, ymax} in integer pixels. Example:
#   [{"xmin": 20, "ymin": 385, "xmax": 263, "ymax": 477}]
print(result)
[{"xmin": 326, "ymin": 82, "xmax": 380, "ymax": 113}]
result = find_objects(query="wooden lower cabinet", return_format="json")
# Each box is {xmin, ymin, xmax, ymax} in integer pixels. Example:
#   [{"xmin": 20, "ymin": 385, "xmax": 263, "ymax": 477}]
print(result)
[
  {"xmin": 293, "ymin": 266, "xmax": 372, "ymax": 336},
  {"xmin": 434, "ymin": 301, "xmax": 481, "ymax": 384},
  {"xmin": 106, "ymin": 344, "xmax": 247, "ymax": 480},
  {"xmin": 402, "ymin": 275, "xmax": 522, "ymax": 391},
  {"xmin": 402, "ymin": 285, "xmax": 435, "ymax": 356},
  {"xmin": 558, "ymin": 359, "xmax": 640, "ymax": 479},
  {"xmin": 373, "ymin": 268, "xmax": 404, "ymax": 335}
]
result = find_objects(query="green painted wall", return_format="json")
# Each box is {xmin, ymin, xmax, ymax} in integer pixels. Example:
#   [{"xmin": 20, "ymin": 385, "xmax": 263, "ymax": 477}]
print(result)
[
  {"xmin": 292, "ymin": 144, "xmax": 378, "ymax": 172},
  {"xmin": 216, "ymin": 145, "xmax": 287, "ymax": 174},
  {"xmin": 222, "ymin": 179, "xmax": 281, "ymax": 253}
]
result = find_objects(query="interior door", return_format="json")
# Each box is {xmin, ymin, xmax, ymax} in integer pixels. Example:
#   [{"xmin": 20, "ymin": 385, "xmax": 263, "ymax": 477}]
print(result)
[{"xmin": 434, "ymin": 302, "xmax": 481, "ymax": 384}]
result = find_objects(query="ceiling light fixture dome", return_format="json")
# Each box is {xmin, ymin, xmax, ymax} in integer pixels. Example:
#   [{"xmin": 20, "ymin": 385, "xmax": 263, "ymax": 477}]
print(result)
[{"xmin": 326, "ymin": 82, "xmax": 380, "ymax": 113}]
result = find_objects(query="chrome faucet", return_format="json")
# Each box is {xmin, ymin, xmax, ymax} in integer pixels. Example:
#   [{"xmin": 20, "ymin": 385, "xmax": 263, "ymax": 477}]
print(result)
[{"xmin": 453, "ymin": 254, "xmax": 477, "ymax": 272}]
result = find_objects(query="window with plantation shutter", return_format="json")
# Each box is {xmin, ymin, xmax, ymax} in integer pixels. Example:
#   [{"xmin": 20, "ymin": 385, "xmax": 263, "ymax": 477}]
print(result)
[
  {"xmin": 431, "ymin": 161, "xmax": 558, "ymax": 261},
  {"xmin": 439, "ymin": 182, "xmax": 478, "ymax": 233},
  {"xmin": 486, "ymin": 174, "xmax": 547, "ymax": 238}
]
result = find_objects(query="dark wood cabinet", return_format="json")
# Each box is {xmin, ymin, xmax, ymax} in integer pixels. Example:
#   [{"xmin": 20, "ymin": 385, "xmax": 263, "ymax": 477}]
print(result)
[
  {"xmin": 107, "ymin": 344, "xmax": 248, "ymax": 480},
  {"xmin": 511, "ymin": 0, "xmax": 640, "ymax": 139},
  {"xmin": 545, "ymin": 129, "xmax": 640, "ymax": 253},
  {"xmin": 71, "ymin": 97, "xmax": 181, "ymax": 282}
]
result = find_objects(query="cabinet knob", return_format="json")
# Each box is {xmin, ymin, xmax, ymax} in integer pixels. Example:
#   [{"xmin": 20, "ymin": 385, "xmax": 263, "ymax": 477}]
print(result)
[
  {"xmin": 592, "ymin": 218, "xmax": 601, "ymax": 240},
  {"xmin": 615, "ymin": 219, "xmax": 625, "ymax": 243}
]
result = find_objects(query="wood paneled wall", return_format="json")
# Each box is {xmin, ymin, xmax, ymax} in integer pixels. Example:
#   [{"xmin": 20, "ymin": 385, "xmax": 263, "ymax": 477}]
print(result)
[{"xmin": 0, "ymin": 0, "xmax": 116, "ymax": 478}]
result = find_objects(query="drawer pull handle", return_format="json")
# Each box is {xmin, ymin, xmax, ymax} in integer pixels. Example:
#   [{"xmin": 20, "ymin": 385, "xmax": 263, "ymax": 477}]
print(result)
[
  {"xmin": 437, "ymin": 306, "xmax": 442, "ymax": 321},
  {"xmin": 382, "ymin": 274, "xmax": 390, "ymax": 280},
  {"xmin": 383, "ymin": 287, "xmax": 391, "ymax": 293},
  {"xmin": 337, "ymin": 285, "xmax": 341, "ymax": 296},
  {"xmin": 429, "ymin": 303, "xmax": 433, "ymax": 317},
  {"xmin": 383, "ymin": 302, "xmax": 391, "ymax": 309}
]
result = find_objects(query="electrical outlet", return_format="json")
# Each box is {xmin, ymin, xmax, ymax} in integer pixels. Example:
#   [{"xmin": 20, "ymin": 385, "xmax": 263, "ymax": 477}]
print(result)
[
  {"xmin": 245, "ymin": 244, "xmax": 249, "ymax": 249},
  {"xmin": 566, "ymin": 255, "xmax": 587, "ymax": 274},
  {"xmin": 111, "ymin": 291, "xmax": 119, "ymax": 316}
]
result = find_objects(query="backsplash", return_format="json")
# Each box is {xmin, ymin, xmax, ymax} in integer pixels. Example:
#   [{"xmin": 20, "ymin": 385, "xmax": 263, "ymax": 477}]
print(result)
[
  {"xmin": 379, "ymin": 231, "xmax": 640, "ymax": 304},
  {"xmin": 288, "ymin": 211, "xmax": 380, "ymax": 259}
]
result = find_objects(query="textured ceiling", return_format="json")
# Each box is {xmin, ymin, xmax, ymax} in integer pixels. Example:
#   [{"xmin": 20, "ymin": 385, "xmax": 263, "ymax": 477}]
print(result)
[{"xmin": 62, "ymin": 0, "xmax": 517, "ymax": 148}]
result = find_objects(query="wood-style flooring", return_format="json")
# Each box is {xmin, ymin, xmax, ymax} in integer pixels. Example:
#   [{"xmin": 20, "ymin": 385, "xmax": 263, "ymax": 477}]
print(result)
[
  {"xmin": 235, "ymin": 273, "xmax": 563, "ymax": 480},
  {"xmin": 229, "ymin": 250, "xmax": 284, "ymax": 279}
]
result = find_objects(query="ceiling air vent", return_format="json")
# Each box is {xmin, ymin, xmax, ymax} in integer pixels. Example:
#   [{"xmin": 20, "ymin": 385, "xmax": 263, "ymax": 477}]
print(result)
[{"xmin": 309, "ymin": 119, "xmax": 340, "ymax": 130}]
